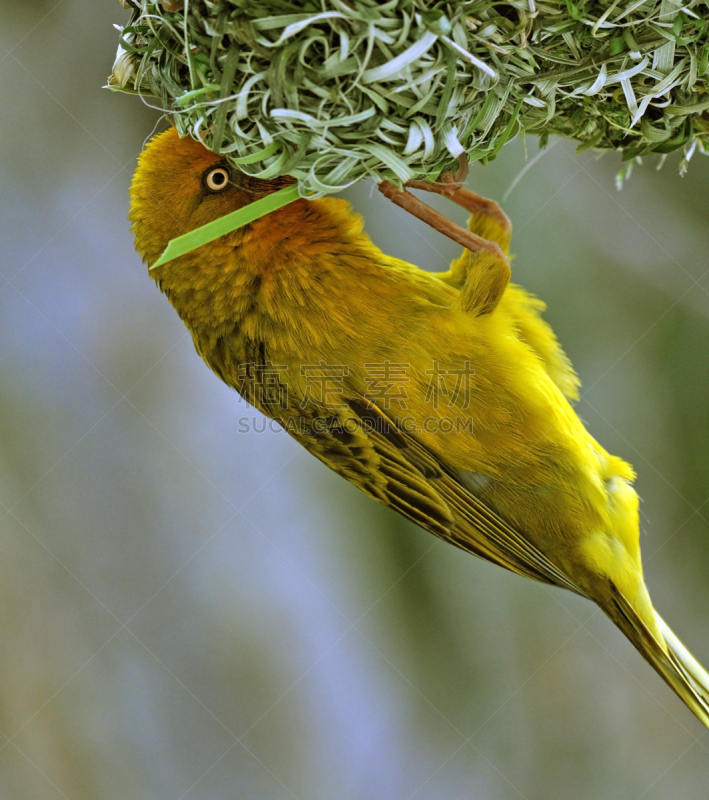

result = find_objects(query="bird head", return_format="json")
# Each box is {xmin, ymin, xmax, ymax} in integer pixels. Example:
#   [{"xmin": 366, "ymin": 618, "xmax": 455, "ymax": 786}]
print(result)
[{"xmin": 129, "ymin": 125, "xmax": 295, "ymax": 270}]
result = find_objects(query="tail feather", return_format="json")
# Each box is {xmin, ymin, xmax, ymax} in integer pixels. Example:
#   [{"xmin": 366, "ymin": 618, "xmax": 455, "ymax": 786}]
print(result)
[
  {"xmin": 605, "ymin": 586, "xmax": 709, "ymax": 728},
  {"xmin": 656, "ymin": 614, "xmax": 709, "ymax": 709}
]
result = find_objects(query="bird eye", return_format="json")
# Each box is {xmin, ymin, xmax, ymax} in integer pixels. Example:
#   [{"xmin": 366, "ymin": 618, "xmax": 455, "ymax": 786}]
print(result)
[{"xmin": 205, "ymin": 166, "xmax": 230, "ymax": 192}]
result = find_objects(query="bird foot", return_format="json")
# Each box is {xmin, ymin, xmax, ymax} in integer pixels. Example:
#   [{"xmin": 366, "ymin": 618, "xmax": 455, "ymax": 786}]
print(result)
[{"xmin": 404, "ymin": 156, "xmax": 510, "ymax": 236}]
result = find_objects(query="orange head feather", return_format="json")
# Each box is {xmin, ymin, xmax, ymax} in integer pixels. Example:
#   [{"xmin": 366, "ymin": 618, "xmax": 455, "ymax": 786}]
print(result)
[{"xmin": 129, "ymin": 127, "xmax": 295, "ymax": 269}]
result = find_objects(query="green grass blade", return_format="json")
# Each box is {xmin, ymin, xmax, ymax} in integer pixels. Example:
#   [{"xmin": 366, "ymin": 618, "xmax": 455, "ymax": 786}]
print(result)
[{"xmin": 150, "ymin": 184, "xmax": 302, "ymax": 269}]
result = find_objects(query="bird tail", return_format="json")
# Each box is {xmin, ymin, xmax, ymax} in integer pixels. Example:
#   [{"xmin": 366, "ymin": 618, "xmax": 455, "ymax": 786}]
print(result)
[{"xmin": 604, "ymin": 586, "xmax": 709, "ymax": 728}]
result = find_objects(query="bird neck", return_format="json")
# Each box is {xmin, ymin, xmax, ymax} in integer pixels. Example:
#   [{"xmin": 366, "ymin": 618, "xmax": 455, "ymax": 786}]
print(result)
[{"xmin": 161, "ymin": 196, "xmax": 383, "ymax": 354}]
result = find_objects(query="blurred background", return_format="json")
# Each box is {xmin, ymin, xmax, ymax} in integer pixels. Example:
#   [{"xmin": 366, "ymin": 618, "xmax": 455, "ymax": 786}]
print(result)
[{"xmin": 1, "ymin": 2, "xmax": 708, "ymax": 798}]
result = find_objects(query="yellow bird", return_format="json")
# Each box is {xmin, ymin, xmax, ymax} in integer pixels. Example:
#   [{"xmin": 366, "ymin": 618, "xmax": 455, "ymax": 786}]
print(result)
[{"xmin": 130, "ymin": 126, "xmax": 709, "ymax": 727}]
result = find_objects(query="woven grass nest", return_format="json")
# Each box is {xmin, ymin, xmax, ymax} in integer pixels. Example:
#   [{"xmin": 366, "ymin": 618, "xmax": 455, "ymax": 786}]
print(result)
[{"xmin": 112, "ymin": 0, "xmax": 709, "ymax": 194}]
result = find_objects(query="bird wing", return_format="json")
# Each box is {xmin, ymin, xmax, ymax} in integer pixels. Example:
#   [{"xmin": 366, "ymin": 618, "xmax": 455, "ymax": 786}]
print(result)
[
  {"xmin": 500, "ymin": 285, "xmax": 581, "ymax": 402},
  {"xmin": 289, "ymin": 394, "xmax": 580, "ymax": 595}
]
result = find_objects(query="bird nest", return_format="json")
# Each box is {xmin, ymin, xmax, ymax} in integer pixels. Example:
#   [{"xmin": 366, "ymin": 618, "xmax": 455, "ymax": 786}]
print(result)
[{"xmin": 112, "ymin": 0, "xmax": 709, "ymax": 194}]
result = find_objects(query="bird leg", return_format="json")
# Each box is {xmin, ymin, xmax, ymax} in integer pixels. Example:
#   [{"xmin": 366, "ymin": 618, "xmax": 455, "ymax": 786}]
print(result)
[
  {"xmin": 378, "ymin": 152, "xmax": 511, "ymax": 255},
  {"xmin": 378, "ymin": 156, "xmax": 513, "ymax": 316},
  {"xmin": 405, "ymin": 158, "xmax": 512, "ymax": 255},
  {"xmin": 377, "ymin": 180, "xmax": 505, "ymax": 260}
]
